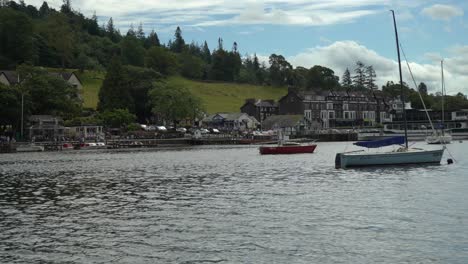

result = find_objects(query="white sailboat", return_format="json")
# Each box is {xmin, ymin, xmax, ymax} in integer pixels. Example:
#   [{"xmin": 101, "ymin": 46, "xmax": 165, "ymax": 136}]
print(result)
[
  {"xmin": 426, "ymin": 60, "xmax": 452, "ymax": 144},
  {"xmin": 335, "ymin": 11, "xmax": 445, "ymax": 169}
]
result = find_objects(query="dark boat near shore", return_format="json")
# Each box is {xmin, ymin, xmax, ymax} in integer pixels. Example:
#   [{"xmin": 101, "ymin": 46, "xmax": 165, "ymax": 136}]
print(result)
[{"xmin": 259, "ymin": 142, "xmax": 317, "ymax": 155}]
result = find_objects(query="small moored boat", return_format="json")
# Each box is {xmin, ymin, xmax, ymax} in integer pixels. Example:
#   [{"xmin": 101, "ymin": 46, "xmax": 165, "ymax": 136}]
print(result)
[
  {"xmin": 259, "ymin": 142, "xmax": 317, "ymax": 155},
  {"xmin": 16, "ymin": 143, "xmax": 44, "ymax": 152}
]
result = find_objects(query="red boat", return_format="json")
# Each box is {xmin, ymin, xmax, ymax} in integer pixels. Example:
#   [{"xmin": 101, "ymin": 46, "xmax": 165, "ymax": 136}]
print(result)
[{"xmin": 259, "ymin": 142, "xmax": 317, "ymax": 155}]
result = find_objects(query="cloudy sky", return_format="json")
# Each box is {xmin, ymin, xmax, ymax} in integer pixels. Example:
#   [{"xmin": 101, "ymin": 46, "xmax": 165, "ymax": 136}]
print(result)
[{"xmin": 24, "ymin": 0, "xmax": 468, "ymax": 94}]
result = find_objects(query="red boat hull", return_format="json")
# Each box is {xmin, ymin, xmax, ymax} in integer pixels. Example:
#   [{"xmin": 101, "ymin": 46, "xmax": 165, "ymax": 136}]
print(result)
[{"xmin": 259, "ymin": 144, "xmax": 317, "ymax": 155}]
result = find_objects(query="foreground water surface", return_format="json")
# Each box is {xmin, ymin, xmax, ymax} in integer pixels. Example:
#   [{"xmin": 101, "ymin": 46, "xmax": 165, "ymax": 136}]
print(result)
[{"xmin": 1, "ymin": 142, "xmax": 467, "ymax": 263}]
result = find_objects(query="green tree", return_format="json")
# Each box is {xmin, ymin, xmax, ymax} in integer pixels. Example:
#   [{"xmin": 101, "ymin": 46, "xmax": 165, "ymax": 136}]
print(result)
[
  {"xmin": 39, "ymin": 1, "xmax": 50, "ymax": 17},
  {"xmin": 201, "ymin": 41, "xmax": 211, "ymax": 64},
  {"xmin": 170, "ymin": 26, "xmax": 185, "ymax": 53},
  {"xmin": 145, "ymin": 46, "xmax": 178, "ymax": 75},
  {"xmin": 269, "ymin": 54, "xmax": 292, "ymax": 86},
  {"xmin": 0, "ymin": 84, "xmax": 22, "ymax": 131},
  {"xmin": 148, "ymin": 82, "xmax": 204, "ymax": 128},
  {"xmin": 97, "ymin": 57, "xmax": 133, "ymax": 112},
  {"xmin": 365, "ymin": 65, "xmax": 377, "ymax": 90},
  {"xmin": 98, "ymin": 108, "xmax": 136, "ymax": 128},
  {"xmin": 144, "ymin": 29, "xmax": 160, "ymax": 48},
  {"xmin": 352, "ymin": 61, "xmax": 366, "ymax": 90},
  {"xmin": 17, "ymin": 64, "xmax": 81, "ymax": 119},
  {"xmin": 418, "ymin": 82, "xmax": 428, "ymax": 95},
  {"xmin": 0, "ymin": 8, "xmax": 35, "ymax": 67},
  {"xmin": 45, "ymin": 13, "xmax": 74, "ymax": 68},
  {"xmin": 179, "ymin": 51, "xmax": 205, "ymax": 79},
  {"xmin": 120, "ymin": 35, "xmax": 145, "ymax": 66},
  {"xmin": 125, "ymin": 66, "xmax": 161, "ymax": 122},
  {"xmin": 306, "ymin": 65, "xmax": 340, "ymax": 91},
  {"xmin": 341, "ymin": 68, "xmax": 352, "ymax": 90},
  {"xmin": 136, "ymin": 22, "xmax": 145, "ymax": 40}
]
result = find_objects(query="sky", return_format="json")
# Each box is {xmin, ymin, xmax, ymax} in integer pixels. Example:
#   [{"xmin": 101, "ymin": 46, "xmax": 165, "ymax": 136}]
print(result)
[{"xmin": 23, "ymin": 0, "xmax": 468, "ymax": 95}]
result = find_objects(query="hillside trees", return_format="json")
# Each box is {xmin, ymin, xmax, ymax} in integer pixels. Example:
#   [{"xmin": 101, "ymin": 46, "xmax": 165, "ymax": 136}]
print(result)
[
  {"xmin": 148, "ymin": 82, "xmax": 204, "ymax": 128},
  {"xmin": 269, "ymin": 54, "xmax": 292, "ymax": 86},
  {"xmin": 0, "ymin": 8, "xmax": 35, "ymax": 68},
  {"xmin": 16, "ymin": 64, "xmax": 81, "ymax": 119},
  {"xmin": 145, "ymin": 46, "xmax": 178, "ymax": 75},
  {"xmin": 98, "ymin": 57, "xmax": 133, "ymax": 112}
]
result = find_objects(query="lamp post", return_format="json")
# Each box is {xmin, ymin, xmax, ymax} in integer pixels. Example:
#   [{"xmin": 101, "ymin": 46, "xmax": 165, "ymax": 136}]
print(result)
[{"xmin": 21, "ymin": 92, "xmax": 24, "ymax": 141}]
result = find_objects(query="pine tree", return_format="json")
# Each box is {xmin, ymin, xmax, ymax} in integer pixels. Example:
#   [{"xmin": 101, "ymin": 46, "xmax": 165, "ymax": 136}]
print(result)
[
  {"xmin": 171, "ymin": 26, "xmax": 185, "ymax": 53},
  {"xmin": 136, "ymin": 22, "xmax": 145, "ymax": 40},
  {"xmin": 201, "ymin": 41, "xmax": 211, "ymax": 64},
  {"xmin": 145, "ymin": 30, "xmax": 160, "ymax": 48},
  {"xmin": 352, "ymin": 61, "xmax": 366, "ymax": 90},
  {"xmin": 217, "ymin": 37, "xmax": 223, "ymax": 50},
  {"xmin": 39, "ymin": 2, "xmax": 50, "ymax": 17},
  {"xmin": 106, "ymin": 17, "xmax": 115, "ymax": 34},
  {"xmin": 61, "ymin": 0, "xmax": 71, "ymax": 13},
  {"xmin": 98, "ymin": 56, "xmax": 133, "ymax": 111},
  {"xmin": 365, "ymin": 65, "xmax": 377, "ymax": 90},
  {"xmin": 341, "ymin": 68, "xmax": 352, "ymax": 90},
  {"xmin": 126, "ymin": 23, "xmax": 135, "ymax": 37}
]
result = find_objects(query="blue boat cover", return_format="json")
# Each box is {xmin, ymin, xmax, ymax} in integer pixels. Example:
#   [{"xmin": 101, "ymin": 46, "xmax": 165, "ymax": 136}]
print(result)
[{"xmin": 354, "ymin": 136, "xmax": 405, "ymax": 148}]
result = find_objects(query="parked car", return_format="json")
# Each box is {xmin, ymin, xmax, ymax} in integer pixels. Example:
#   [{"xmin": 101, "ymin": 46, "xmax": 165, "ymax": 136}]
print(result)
[{"xmin": 176, "ymin": 127, "xmax": 187, "ymax": 133}]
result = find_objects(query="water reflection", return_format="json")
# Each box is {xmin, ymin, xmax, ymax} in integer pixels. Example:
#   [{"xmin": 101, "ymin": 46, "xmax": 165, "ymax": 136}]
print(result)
[{"xmin": 1, "ymin": 143, "xmax": 467, "ymax": 263}]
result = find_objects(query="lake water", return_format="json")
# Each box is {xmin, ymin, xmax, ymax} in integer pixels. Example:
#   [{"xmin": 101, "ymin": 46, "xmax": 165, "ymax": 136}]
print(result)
[{"xmin": 1, "ymin": 142, "xmax": 467, "ymax": 263}]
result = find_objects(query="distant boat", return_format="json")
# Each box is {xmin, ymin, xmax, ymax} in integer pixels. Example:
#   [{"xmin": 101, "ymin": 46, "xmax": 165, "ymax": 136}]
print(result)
[
  {"xmin": 16, "ymin": 143, "xmax": 44, "ymax": 152},
  {"xmin": 259, "ymin": 142, "xmax": 317, "ymax": 155},
  {"xmin": 335, "ymin": 11, "xmax": 444, "ymax": 169},
  {"xmin": 426, "ymin": 60, "xmax": 452, "ymax": 144},
  {"xmin": 259, "ymin": 130, "xmax": 316, "ymax": 155}
]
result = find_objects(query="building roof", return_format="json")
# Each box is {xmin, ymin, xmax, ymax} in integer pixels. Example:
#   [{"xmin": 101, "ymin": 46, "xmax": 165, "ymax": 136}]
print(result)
[
  {"xmin": 28, "ymin": 115, "xmax": 63, "ymax": 122},
  {"xmin": 0, "ymin": 70, "xmax": 82, "ymax": 85},
  {"xmin": 0, "ymin": 71, "xmax": 20, "ymax": 85},
  {"xmin": 241, "ymin": 98, "xmax": 278, "ymax": 108},
  {"xmin": 262, "ymin": 115, "xmax": 305, "ymax": 130}
]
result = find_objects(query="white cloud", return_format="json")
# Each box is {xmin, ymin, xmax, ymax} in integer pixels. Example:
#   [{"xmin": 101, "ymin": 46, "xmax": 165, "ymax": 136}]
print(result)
[
  {"xmin": 421, "ymin": 4, "xmax": 464, "ymax": 21},
  {"xmin": 22, "ymin": 0, "xmax": 386, "ymax": 28},
  {"xmin": 287, "ymin": 41, "xmax": 468, "ymax": 95}
]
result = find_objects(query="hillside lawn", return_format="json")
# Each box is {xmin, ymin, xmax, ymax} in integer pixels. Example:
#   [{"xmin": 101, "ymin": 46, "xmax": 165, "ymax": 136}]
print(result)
[
  {"xmin": 75, "ymin": 71, "xmax": 105, "ymax": 109},
  {"xmin": 167, "ymin": 76, "xmax": 287, "ymax": 113},
  {"xmin": 77, "ymin": 72, "xmax": 287, "ymax": 113}
]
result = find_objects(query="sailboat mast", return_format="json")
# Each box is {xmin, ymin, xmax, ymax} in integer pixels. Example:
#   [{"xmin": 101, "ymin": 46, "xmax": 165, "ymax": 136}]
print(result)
[
  {"xmin": 391, "ymin": 10, "xmax": 408, "ymax": 149},
  {"xmin": 441, "ymin": 60, "xmax": 445, "ymax": 136}
]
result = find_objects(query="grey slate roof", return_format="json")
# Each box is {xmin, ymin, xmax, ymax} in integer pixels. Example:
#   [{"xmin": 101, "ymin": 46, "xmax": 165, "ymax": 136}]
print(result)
[
  {"xmin": 262, "ymin": 115, "xmax": 305, "ymax": 130},
  {"xmin": 0, "ymin": 70, "xmax": 81, "ymax": 85}
]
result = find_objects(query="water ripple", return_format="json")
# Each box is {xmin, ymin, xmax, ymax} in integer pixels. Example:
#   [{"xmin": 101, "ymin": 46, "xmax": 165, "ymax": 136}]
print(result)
[{"xmin": 1, "ymin": 143, "xmax": 468, "ymax": 263}]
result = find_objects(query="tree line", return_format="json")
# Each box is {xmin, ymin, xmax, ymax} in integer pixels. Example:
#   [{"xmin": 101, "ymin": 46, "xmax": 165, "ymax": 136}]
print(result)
[{"xmin": 2, "ymin": 0, "xmax": 468, "ymax": 135}]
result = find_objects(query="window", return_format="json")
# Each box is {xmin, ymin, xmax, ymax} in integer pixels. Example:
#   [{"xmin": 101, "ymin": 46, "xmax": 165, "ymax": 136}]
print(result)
[
  {"xmin": 344, "ymin": 111, "xmax": 350, "ymax": 119},
  {"xmin": 343, "ymin": 104, "xmax": 349, "ymax": 111},
  {"xmin": 327, "ymin": 103, "xmax": 333, "ymax": 110},
  {"xmin": 320, "ymin": 110, "xmax": 328, "ymax": 119},
  {"xmin": 304, "ymin": 110, "xmax": 312, "ymax": 120},
  {"xmin": 328, "ymin": 111, "xmax": 335, "ymax": 119}
]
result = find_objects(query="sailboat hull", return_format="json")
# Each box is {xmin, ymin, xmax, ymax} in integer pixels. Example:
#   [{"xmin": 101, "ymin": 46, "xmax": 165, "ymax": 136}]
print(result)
[{"xmin": 335, "ymin": 149, "xmax": 444, "ymax": 169}]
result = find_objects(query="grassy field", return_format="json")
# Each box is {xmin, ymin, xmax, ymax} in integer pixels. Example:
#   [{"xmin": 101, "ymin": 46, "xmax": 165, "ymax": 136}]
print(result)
[
  {"xmin": 167, "ymin": 76, "xmax": 287, "ymax": 113},
  {"xmin": 75, "ymin": 71, "xmax": 105, "ymax": 109},
  {"xmin": 78, "ymin": 72, "xmax": 287, "ymax": 113}
]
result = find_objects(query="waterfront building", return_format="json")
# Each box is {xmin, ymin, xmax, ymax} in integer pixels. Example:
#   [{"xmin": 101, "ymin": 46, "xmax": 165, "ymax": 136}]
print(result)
[
  {"xmin": 202, "ymin": 113, "xmax": 259, "ymax": 132},
  {"xmin": 261, "ymin": 115, "xmax": 315, "ymax": 136},
  {"xmin": 26, "ymin": 115, "xmax": 64, "ymax": 141},
  {"xmin": 278, "ymin": 87, "xmax": 392, "ymax": 130},
  {"xmin": 240, "ymin": 99, "xmax": 279, "ymax": 123}
]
